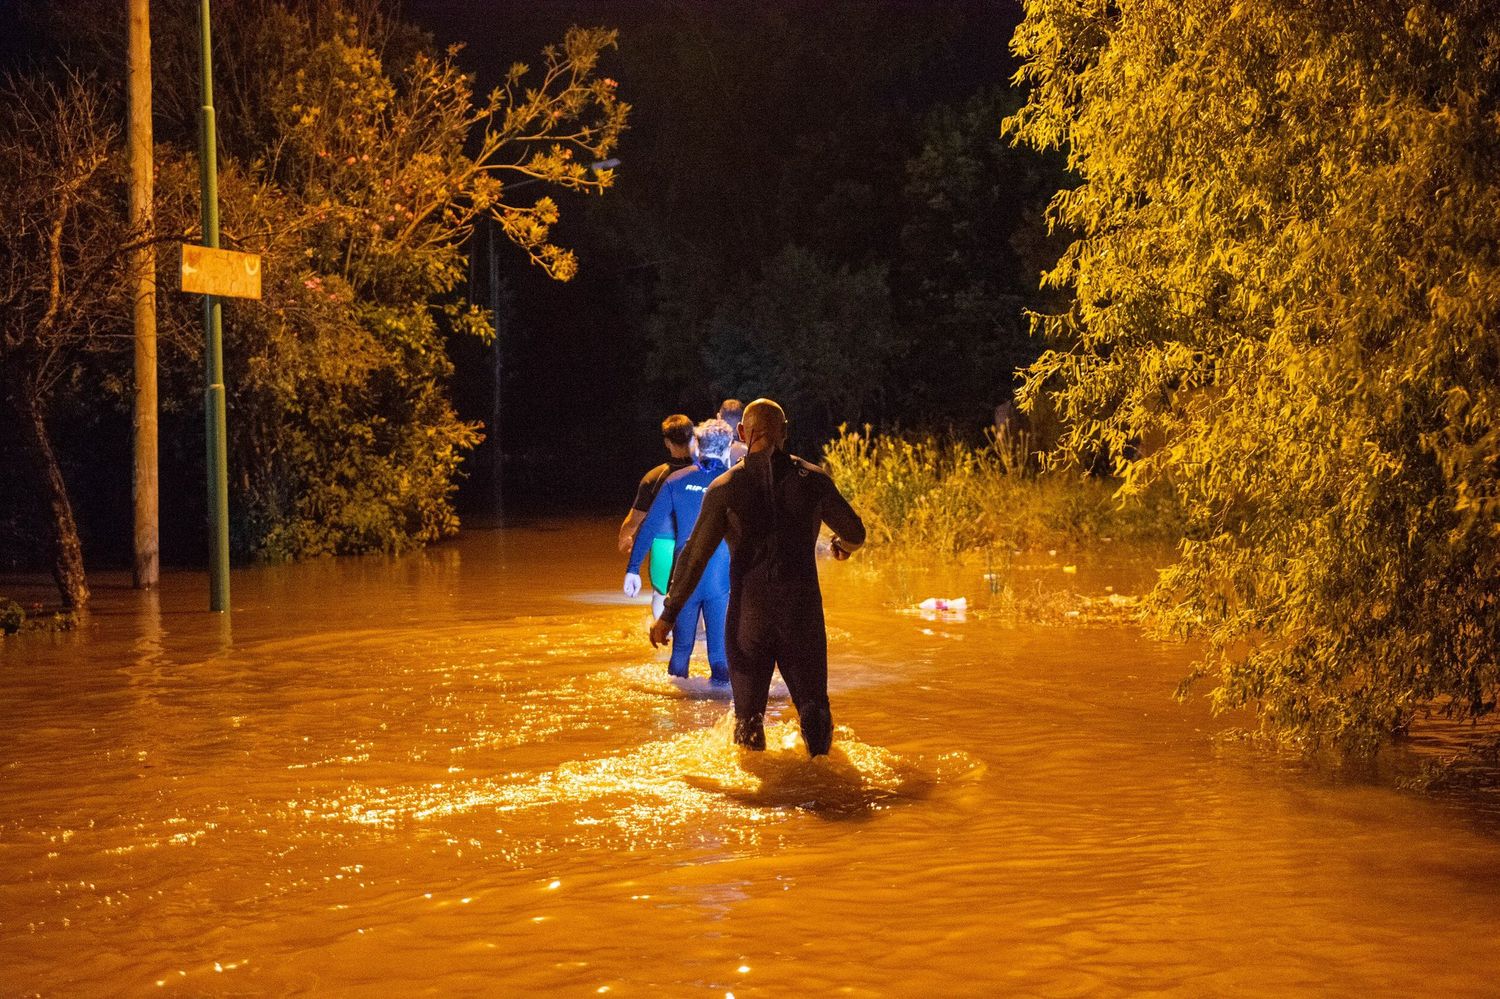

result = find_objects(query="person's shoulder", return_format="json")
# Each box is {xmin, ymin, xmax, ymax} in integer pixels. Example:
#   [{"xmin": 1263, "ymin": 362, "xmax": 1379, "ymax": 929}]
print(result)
[
  {"xmin": 639, "ymin": 461, "xmax": 669, "ymax": 486},
  {"xmin": 664, "ymin": 462, "xmax": 702, "ymax": 486},
  {"xmin": 787, "ymin": 454, "xmax": 832, "ymax": 480}
]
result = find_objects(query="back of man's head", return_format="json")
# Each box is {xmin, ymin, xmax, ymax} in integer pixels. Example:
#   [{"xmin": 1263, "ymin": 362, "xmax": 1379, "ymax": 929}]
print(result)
[
  {"xmin": 661, "ymin": 414, "xmax": 694, "ymax": 448},
  {"xmin": 741, "ymin": 398, "xmax": 788, "ymax": 451},
  {"xmin": 717, "ymin": 399, "xmax": 744, "ymax": 430}
]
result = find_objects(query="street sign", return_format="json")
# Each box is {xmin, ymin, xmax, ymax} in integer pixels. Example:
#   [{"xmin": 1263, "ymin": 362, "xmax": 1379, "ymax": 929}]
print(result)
[{"xmin": 178, "ymin": 243, "xmax": 262, "ymax": 299}]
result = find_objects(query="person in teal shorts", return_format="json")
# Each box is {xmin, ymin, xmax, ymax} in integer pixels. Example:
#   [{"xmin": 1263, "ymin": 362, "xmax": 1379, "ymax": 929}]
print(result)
[
  {"xmin": 618, "ymin": 414, "xmax": 694, "ymax": 617},
  {"xmin": 625, "ymin": 419, "xmax": 733, "ymax": 681}
]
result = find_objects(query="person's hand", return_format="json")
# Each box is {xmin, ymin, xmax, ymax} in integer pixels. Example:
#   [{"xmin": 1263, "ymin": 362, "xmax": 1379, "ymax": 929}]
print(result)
[
  {"xmin": 830, "ymin": 537, "xmax": 851, "ymax": 561},
  {"xmin": 623, "ymin": 572, "xmax": 642, "ymax": 598},
  {"xmin": 649, "ymin": 616, "xmax": 672, "ymax": 648},
  {"xmin": 617, "ymin": 529, "xmax": 635, "ymax": 554}
]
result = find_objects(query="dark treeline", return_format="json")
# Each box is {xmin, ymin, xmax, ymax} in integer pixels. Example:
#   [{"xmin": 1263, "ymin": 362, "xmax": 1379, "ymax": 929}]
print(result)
[
  {"xmin": 0, "ymin": 0, "xmax": 1063, "ymax": 583},
  {"xmin": 412, "ymin": 0, "xmax": 1062, "ymax": 508}
]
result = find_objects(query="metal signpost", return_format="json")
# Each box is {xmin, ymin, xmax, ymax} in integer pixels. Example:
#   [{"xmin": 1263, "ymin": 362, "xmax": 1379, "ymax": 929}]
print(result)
[{"xmin": 183, "ymin": 0, "xmax": 261, "ymax": 612}]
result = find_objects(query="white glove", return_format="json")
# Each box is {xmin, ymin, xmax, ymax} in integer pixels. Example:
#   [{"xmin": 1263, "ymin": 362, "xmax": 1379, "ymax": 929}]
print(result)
[{"xmin": 623, "ymin": 572, "xmax": 642, "ymax": 598}]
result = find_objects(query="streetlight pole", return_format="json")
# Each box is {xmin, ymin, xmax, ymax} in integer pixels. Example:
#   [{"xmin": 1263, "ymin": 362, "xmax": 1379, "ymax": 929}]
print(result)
[
  {"xmin": 128, "ymin": 0, "xmax": 158, "ymax": 590},
  {"xmin": 196, "ymin": 0, "xmax": 231, "ymax": 611}
]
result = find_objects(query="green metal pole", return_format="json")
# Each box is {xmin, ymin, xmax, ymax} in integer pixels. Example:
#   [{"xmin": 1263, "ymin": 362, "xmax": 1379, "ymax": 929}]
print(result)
[{"xmin": 197, "ymin": 0, "xmax": 230, "ymax": 612}]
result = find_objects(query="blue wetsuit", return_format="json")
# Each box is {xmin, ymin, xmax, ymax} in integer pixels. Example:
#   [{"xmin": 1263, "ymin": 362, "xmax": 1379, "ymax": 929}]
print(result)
[{"xmin": 628, "ymin": 457, "xmax": 731, "ymax": 681}]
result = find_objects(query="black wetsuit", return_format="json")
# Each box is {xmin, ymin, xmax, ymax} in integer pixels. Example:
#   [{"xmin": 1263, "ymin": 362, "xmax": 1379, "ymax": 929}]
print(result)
[
  {"xmin": 661, "ymin": 449, "xmax": 866, "ymax": 754},
  {"xmin": 632, "ymin": 456, "xmax": 694, "ymax": 514}
]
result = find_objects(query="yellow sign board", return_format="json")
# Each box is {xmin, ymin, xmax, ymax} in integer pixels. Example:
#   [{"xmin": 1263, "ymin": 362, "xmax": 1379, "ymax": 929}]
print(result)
[{"xmin": 178, "ymin": 244, "xmax": 262, "ymax": 300}]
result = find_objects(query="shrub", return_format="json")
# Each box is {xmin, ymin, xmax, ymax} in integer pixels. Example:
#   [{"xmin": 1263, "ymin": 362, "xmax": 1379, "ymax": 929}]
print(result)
[
  {"xmin": 1009, "ymin": 0, "xmax": 1500, "ymax": 751},
  {"xmin": 821, "ymin": 427, "xmax": 1167, "ymax": 560},
  {"xmin": 1, "ymin": 599, "xmax": 24, "ymax": 635}
]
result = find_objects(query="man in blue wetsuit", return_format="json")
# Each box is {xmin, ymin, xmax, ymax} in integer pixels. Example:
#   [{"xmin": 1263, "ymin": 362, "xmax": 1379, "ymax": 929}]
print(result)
[
  {"xmin": 650, "ymin": 399, "xmax": 865, "ymax": 757},
  {"xmin": 624, "ymin": 419, "xmax": 734, "ymax": 682},
  {"xmin": 618, "ymin": 414, "xmax": 695, "ymax": 618}
]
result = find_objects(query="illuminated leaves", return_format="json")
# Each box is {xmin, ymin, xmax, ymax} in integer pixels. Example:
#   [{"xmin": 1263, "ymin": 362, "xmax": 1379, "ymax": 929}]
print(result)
[
  {"xmin": 496, "ymin": 197, "xmax": 578, "ymax": 283},
  {"xmin": 261, "ymin": 15, "xmax": 625, "ymax": 287},
  {"xmin": 165, "ymin": 5, "xmax": 626, "ymax": 558},
  {"xmin": 1010, "ymin": 0, "xmax": 1500, "ymax": 750}
]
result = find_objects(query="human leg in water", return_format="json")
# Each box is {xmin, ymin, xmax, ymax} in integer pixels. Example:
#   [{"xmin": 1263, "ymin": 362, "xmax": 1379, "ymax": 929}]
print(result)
[
  {"xmin": 734, "ymin": 712, "xmax": 767, "ymax": 750},
  {"xmin": 768, "ymin": 598, "xmax": 833, "ymax": 757},
  {"xmin": 668, "ymin": 589, "xmax": 704, "ymax": 678},
  {"xmin": 702, "ymin": 586, "xmax": 730, "ymax": 684},
  {"xmin": 793, "ymin": 698, "xmax": 832, "ymax": 757},
  {"xmin": 725, "ymin": 590, "xmax": 773, "ymax": 749}
]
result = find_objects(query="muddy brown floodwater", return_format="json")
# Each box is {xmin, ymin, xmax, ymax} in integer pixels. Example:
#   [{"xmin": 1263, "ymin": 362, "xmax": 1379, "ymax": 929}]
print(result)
[{"xmin": 2, "ymin": 519, "xmax": 1499, "ymax": 997}]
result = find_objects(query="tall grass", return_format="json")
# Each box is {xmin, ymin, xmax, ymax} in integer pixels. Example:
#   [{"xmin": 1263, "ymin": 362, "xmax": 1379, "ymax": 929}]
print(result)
[{"xmin": 821, "ymin": 426, "xmax": 1174, "ymax": 560}]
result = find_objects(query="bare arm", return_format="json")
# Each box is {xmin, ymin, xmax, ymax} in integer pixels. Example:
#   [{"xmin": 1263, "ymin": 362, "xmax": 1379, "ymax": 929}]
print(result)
[
  {"xmin": 617, "ymin": 509, "xmax": 645, "ymax": 554},
  {"xmin": 819, "ymin": 476, "xmax": 866, "ymax": 555}
]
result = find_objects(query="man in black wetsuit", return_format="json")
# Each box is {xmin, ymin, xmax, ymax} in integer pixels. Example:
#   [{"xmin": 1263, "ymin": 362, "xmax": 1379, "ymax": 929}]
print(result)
[{"xmin": 650, "ymin": 399, "xmax": 865, "ymax": 756}]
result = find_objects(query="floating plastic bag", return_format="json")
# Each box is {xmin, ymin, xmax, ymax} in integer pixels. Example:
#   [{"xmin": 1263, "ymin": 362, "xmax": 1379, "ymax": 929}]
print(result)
[{"xmin": 917, "ymin": 597, "xmax": 967, "ymax": 612}]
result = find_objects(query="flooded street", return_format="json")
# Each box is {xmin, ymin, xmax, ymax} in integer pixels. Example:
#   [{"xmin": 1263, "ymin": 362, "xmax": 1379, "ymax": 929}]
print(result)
[{"xmin": 3, "ymin": 519, "xmax": 1499, "ymax": 997}]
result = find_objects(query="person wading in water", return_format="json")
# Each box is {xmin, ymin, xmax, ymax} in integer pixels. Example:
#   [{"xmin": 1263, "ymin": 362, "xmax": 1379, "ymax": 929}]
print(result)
[
  {"xmin": 619, "ymin": 414, "xmax": 696, "ymax": 618},
  {"xmin": 624, "ymin": 418, "xmax": 734, "ymax": 683},
  {"xmin": 649, "ymin": 398, "xmax": 865, "ymax": 756}
]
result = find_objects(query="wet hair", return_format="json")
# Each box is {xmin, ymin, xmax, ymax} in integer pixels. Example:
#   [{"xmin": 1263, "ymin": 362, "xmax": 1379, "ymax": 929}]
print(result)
[
  {"xmin": 717, "ymin": 399, "xmax": 744, "ymax": 429},
  {"xmin": 661, "ymin": 414, "xmax": 694, "ymax": 447},
  {"xmin": 695, "ymin": 418, "xmax": 734, "ymax": 460}
]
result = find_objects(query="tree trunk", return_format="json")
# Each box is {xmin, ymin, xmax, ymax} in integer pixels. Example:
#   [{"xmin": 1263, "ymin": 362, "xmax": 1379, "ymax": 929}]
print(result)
[{"xmin": 22, "ymin": 393, "xmax": 90, "ymax": 610}]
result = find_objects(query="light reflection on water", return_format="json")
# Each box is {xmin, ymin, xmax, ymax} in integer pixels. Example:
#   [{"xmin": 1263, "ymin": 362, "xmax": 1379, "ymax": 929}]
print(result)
[{"xmin": 2, "ymin": 519, "xmax": 1499, "ymax": 996}]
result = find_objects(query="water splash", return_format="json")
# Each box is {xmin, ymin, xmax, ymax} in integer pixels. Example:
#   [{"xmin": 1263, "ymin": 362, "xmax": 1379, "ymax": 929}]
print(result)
[
  {"xmin": 312, "ymin": 709, "xmax": 965, "ymax": 855},
  {"xmin": 611, "ymin": 662, "xmax": 787, "ymax": 702}
]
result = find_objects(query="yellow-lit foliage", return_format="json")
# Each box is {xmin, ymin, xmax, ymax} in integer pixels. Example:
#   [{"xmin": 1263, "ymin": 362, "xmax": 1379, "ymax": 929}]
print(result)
[
  {"xmin": 1009, "ymin": 0, "xmax": 1500, "ymax": 750},
  {"xmin": 268, "ymin": 15, "xmax": 627, "ymax": 286},
  {"xmin": 821, "ymin": 427, "xmax": 1167, "ymax": 560},
  {"xmin": 164, "ymin": 5, "xmax": 626, "ymax": 559}
]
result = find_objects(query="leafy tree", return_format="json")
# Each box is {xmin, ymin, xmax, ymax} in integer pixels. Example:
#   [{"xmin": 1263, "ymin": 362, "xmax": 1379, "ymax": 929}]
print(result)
[
  {"xmin": 1, "ymin": 2, "xmax": 627, "ymax": 604},
  {"xmin": 610, "ymin": 2, "xmax": 1017, "ymax": 441},
  {"xmin": 894, "ymin": 87, "xmax": 1070, "ymax": 426},
  {"xmin": 142, "ymin": 5, "xmax": 626, "ymax": 559},
  {"xmin": 701, "ymin": 245, "xmax": 897, "ymax": 450},
  {"xmin": 1009, "ymin": 0, "xmax": 1500, "ymax": 750}
]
